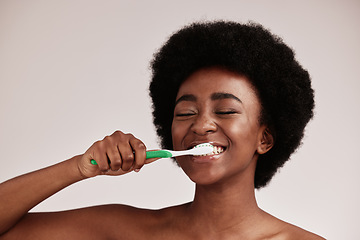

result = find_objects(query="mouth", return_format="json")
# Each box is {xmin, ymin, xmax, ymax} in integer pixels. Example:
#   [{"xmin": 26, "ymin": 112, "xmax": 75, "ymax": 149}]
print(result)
[
  {"xmin": 187, "ymin": 142, "xmax": 227, "ymax": 157},
  {"xmin": 198, "ymin": 145, "xmax": 225, "ymax": 156}
]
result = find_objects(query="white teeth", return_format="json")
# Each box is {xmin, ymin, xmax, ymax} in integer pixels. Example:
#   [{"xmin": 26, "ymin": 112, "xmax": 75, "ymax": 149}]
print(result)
[
  {"xmin": 198, "ymin": 146, "xmax": 224, "ymax": 156},
  {"xmin": 212, "ymin": 146, "xmax": 224, "ymax": 155}
]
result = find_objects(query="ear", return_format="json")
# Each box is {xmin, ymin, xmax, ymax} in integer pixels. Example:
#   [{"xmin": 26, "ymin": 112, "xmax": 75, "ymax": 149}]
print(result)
[{"xmin": 257, "ymin": 126, "xmax": 274, "ymax": 155}]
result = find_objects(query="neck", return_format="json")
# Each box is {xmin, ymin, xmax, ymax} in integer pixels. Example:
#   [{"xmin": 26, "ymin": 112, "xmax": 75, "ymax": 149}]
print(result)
[{"xmin": 187, "ymin": 173, "xmax": 262, "ymax": 233}]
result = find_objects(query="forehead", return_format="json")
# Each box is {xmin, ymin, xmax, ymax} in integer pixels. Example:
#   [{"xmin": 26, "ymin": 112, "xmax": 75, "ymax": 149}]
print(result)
[{"xmin": 177, "ymin": 67, "xmax": 259, "ymax": 102}]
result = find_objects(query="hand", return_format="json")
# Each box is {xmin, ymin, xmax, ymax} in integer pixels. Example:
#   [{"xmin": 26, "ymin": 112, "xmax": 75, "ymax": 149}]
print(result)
[{"xmin": 77, "ymin": 131, "xmax": 155, "ymax": 178}]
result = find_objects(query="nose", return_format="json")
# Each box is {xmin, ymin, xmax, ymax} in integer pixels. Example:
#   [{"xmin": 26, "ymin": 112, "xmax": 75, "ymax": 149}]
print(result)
[{"xmin": 190, "ymin": 113, "xmax": 217, "ymax": 136}]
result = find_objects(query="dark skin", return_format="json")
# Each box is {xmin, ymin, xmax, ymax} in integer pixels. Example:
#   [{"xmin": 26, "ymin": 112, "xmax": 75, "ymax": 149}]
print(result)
[{"xmin": 0, "ymin": 67, "xmax": 325, "ymax": 239}]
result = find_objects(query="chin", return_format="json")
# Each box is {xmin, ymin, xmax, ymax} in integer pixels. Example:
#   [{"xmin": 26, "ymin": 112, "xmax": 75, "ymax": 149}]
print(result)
[
  {"xmin": 180, "ymin": 164, "xmax": 225, "ymax": 186},
  {"xmin": 190, "ymin": 178, "xmax": 221, "ymax": 186}
]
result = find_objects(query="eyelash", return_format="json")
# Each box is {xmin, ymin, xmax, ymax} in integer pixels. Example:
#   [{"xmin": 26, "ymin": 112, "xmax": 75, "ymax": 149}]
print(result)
[
  {"xmin": 175, "ymin": 113, "xmax": 196, "ymax": 117},
  {"xmin": 215, "ymin": 110, "xmax": 238, "ymax": 115},
  {"xmin": 175, "ymin": 110, "xmax": 238, "ymax": 117}
]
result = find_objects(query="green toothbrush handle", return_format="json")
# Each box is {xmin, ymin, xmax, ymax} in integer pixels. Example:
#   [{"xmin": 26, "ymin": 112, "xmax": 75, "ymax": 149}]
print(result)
[
  {"xmin": 146, "ymin": 150, "xmax": 172, "ymax": 159},
  {"xmin": 90, "ymin": 150, "xmax": 172, "ymax": 165}
]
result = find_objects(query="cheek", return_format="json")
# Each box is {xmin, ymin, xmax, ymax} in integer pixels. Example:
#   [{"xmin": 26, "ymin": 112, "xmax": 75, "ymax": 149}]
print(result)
[
  {"xmin": 171, "ymin": 121, "xmax": 187, "ymax": 149},
  {"xmin": 224, "ymin": 119, "xmax": 259, "ymax": 147},
  {"xmin": 222, "ymin": 119, "xmax": 246, "ymax": 136}
]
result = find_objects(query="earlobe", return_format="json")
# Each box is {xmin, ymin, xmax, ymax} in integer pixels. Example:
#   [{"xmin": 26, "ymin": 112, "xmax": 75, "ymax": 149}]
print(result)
[{"xmin": 257, "ymin": 127, "xmax": 274, "ymax": 155}]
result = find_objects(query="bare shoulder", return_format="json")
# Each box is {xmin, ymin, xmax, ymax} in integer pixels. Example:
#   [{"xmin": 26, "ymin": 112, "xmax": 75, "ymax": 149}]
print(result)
[
  {"xmin": 108, "ymin": 205, "xmax": 326, "ymax": 240},
  {"xmin": 277, "ymin": 223, "xmax": 326, "ymax": 240},
  {"xmin": 104, "ymin": 203, "xmax": 187, "ymax": 239},
  {"xmin": 266, "ymin": 216, "xmax": 325, "ymax": 240},
  {"xmin": 0, "ymin": 204, "xmax": 168, "ymax": 240}
]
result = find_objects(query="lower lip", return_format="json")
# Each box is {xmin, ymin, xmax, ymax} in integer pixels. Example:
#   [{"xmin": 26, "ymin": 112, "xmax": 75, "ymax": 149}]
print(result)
[{"xmin": 191, "ymin": 153, "xmax": 223, "ymax": 163}]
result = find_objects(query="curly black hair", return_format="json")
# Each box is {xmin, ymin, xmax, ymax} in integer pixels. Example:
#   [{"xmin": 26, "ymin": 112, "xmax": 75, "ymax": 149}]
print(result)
[{"xmin": 149, "ymin": 20, "xmax": 314, "ymax": 189}]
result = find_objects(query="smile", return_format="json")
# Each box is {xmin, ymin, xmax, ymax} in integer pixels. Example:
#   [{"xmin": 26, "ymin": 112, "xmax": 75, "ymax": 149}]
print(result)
[{"xmin": 198, "ymin": 145, "xmax": 225, "ymax": 156}]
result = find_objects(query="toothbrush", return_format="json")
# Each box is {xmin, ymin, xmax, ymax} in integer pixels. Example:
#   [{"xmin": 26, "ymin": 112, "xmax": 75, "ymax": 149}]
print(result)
[
  {"xmin": 145, "ymin": 143, "xmax": 214, "ymax": 159},
  {"xmin": 90, "ymin": 143, "xmax": 214, "ymax": 165}
]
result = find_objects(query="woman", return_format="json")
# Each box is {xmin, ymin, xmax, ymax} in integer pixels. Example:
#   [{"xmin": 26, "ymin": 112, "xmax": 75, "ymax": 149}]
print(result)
[{"xmin": 0, "ymin": 21, "xmax": 325, "ymax": 239}]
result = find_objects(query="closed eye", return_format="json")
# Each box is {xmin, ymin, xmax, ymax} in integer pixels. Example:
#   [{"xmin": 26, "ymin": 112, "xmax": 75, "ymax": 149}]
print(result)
[
  {"xmin": 175, "ymin": 112, "xmax": 196, "ymax": 117},
  {"xmin": 215, "ymin": 111, "xmax": 238, "ymax": 115}
]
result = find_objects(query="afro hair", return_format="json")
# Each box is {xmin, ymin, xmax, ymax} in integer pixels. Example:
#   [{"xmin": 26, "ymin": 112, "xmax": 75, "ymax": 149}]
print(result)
[{"xmin": 149, "ymin": 20, "xmax": 314, "ymax": 189}]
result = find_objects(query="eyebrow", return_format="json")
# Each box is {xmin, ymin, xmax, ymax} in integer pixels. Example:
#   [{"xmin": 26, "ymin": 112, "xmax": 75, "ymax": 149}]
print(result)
[
  {"xmin": 175, "ymin": 94, "xmax": 197, "ymax": 106},
  {"xmin": 211, "ymin": 92, "xmax": 242, "ymax": 103},
  {"xmin": 175, "ymin": 92, "xmax": 242, "ymax": 106}
]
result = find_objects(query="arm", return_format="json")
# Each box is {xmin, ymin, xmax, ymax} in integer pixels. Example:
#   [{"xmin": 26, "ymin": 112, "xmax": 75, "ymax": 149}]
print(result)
[
  {"xmin": 0, "ymin": 157, "xmax": 83, "ymax": 235},
  {"xmin": 0, "ymin": 131, "xmax": 154, "ymax": 237}
]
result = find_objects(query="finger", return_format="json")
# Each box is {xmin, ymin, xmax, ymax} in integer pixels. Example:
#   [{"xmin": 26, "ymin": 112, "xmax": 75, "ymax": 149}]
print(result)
[
  {"xmin": 130, "ymin": 138, "xmax": 146, "ymax": 171},
  {"xmin": 87, "ymin": 141, "xmax": 108, "ymax": 172},
  {"xmin": 144, "ymin": 157, "xmax": 161, "ymax": 164},
  {"xmin": 106, "ymin": 146, "xmax": 122, "ymax": 171},
  {"xmin": 118, "ymin": 142, "xmax": 135, "ymax": 172},
  {"xmin": 96, "ymin": 152, "xmax": 111, "ymax": 173}
]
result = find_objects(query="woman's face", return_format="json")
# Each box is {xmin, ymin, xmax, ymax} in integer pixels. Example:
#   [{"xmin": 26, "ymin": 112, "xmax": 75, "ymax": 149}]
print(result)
[{"xmin": 171, "ymin": 67, "xmax": 269, "ymax": 185}]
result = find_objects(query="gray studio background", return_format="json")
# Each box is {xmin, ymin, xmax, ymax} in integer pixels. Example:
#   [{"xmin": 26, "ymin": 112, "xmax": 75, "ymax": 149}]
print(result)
[{"xmin": 1, "ymin": 1, "xmax": 359, "ymax": 239}]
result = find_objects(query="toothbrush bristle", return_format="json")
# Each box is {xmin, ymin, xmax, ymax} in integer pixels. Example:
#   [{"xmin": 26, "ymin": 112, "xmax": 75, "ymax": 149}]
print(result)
[
  {"xmin": 194, "ymin": 143, "xmax": 213, "ymax": 148},
  {"xmin": 192, "ymin": 143, "xmax": 214, "ymax": 156}
]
